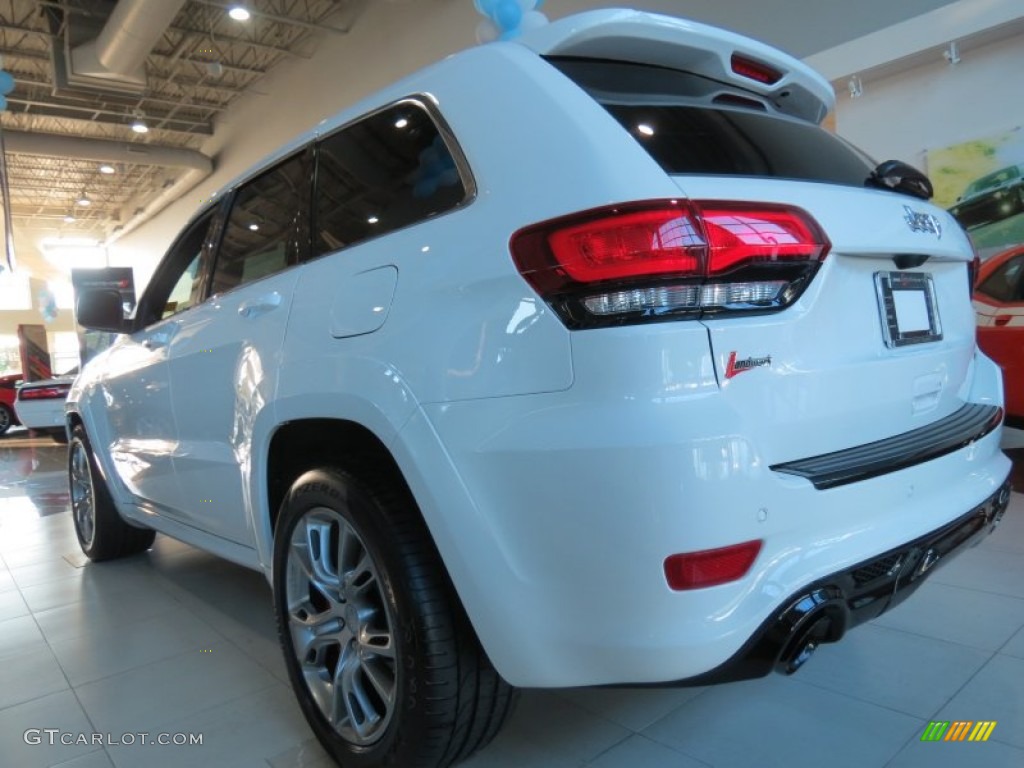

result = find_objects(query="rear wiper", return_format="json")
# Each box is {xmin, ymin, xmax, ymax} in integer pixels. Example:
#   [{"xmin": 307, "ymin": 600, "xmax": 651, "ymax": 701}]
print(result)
[{"xmin": 865, "ymin": 160, "xmax": 933, "ymax": 201}]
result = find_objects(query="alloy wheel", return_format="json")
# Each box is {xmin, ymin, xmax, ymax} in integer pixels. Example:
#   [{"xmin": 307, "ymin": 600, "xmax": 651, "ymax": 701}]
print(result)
[
  {"xmin": 69, "ymin": 441, "xmax": 96, "ymax": 548},
  {"xmin": 284, "ymin": 507, "xmax": 398, "ymax": 746}
]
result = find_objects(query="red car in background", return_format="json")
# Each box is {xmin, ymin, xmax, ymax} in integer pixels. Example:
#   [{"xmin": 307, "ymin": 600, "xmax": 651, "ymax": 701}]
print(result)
[
  {"xmin": 0, "ymin": 373, "xmax": 23, "ymax": 436},
  {"xmin": 974, "ymin": 245, "xmax": 1024, "ymax": 427}
]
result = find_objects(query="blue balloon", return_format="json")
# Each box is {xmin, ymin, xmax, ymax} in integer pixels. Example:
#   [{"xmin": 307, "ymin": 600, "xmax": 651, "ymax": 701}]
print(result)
[
  {"xmin": 495, "ymin": 0, "xmax": 522, "ymax": 30},
  {"xmin": 0, "ymin": 71, "xmax": 14, "ymax": 96},
  {"xmin": 474, "ymin": 0, "xmax": 499, "ymax": 15},
  {"xmin": 0, "ymin": 94, "xmax": 6, "ymax": 112}
]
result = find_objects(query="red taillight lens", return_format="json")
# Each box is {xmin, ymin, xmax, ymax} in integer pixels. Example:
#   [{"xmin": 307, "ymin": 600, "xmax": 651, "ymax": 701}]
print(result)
[
  {"xmin": 19, "ymin": 385, "xmax": 71, "ymax": 400},
  {"xmin": 548, "ymin": 208, "xmax": 702, "ymax": 282},
  {"xmin": 664, "ymin": 540, "xmax": 763, "ymax": 590},
  {"xmin": 700, "ymin": 205, "xmax": 828, "ymax": 275},
  {"xmin": 730, "ymin": 54, "xmax": 782, "ymax": 85},
  {"xmin": 510, "ymin": 200, "xmax": 829, "ymax": 329}
]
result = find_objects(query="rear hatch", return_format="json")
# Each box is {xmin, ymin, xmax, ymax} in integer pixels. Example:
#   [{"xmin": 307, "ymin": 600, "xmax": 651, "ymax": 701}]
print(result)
[{"xmin": 533, "ymin": 53, "xmax": 977, "ymax": 464}]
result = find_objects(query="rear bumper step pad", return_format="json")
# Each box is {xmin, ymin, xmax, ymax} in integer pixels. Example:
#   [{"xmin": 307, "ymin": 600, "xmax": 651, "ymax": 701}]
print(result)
[{"xmin": 771, "ymin": 403, "xmax": 1002, "ymax": 490}]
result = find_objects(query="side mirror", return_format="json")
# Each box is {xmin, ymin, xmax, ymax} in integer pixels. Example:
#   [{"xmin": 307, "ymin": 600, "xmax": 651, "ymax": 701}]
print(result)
[
  {"xmin": 76, "ymin": 289, "xmax": 127, "ymax": 333},
  {"xmin": 866, "ymin": 160, "xmax": 934, "ymax": 201}
]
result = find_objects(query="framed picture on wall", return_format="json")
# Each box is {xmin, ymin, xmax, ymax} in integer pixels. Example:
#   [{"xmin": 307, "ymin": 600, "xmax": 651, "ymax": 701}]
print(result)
[{"xmin": 927, "ymin": 126, "xmax": 1024, "ymax": 258}]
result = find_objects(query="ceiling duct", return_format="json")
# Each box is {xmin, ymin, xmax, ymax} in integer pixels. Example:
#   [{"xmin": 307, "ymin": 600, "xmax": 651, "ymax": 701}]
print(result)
[
  {"xmin": 46, "ymin": 0, "xmax": 188, "ymax": 97},
  {"xmin": 1, "ymin": 131, "xmax": 212, "ymax": 173}
]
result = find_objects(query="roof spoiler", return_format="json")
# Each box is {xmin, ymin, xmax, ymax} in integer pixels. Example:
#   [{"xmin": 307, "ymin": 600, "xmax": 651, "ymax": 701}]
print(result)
[{"xmin": 517, "ymin": 9, "xmax": 834, "ymax": 124}]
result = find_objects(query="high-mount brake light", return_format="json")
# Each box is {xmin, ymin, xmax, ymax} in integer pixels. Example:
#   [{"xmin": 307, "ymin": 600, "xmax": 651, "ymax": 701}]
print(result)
[
  {"xmin": 510, "ymin": 200, "xmax": 830, "ymax": 329},
  {"xmin": 730, "ymin": 53, "xmax": 783, "ymax": 85}
]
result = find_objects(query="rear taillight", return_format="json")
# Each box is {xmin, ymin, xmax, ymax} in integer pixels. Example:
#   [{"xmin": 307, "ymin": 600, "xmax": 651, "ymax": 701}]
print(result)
[
  {"xmin": 510, "ymin": 200, "xmax": 829, "ymax": 329},
  {"xmin": 664, "ymin": 540, "xmax": 763, "ymax": 590},
  {"xmin": 967, "ymin": 250, "xmax": 981, "ymax": 295},
  {"xmin": 19, "ymin": 384, "xmax": 71, "ymax": 400}
]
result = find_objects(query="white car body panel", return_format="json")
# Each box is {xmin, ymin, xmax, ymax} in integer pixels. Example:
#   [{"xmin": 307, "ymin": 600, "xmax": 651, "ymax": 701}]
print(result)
[
  {"xmin": 13, "ymin": 376, "xmax": 74, "ymax": 430},
  {"xmin": 67, "ymin": 9, "xmax": 1011, "ymax": 689}
]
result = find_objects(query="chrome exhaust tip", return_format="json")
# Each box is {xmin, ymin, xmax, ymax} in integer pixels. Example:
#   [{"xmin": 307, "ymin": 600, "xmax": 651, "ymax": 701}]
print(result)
[{"xmin": 776, "ymin": 614, "xmax": 834, "ymax": 675}]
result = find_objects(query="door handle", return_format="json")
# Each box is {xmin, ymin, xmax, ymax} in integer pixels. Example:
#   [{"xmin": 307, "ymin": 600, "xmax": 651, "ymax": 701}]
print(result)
[{"xmin": 238, "ymin": 292, "xmax": 283, "ymax": 318}]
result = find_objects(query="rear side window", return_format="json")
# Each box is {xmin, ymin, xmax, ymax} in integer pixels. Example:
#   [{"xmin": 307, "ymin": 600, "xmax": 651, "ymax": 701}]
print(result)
[
  {"xmin": 550, "ymin": 58, "xmax": 874, "ymax": 187},
  {"xmin": 977, "ymin": 256, "xmax": 1024, "ymax": 303},
  {"xmin": 314, "ymin": 101, "xmax": 468, "ymax": 256},
  {"xmin": 211, "ymin": 149, "xmax": 312, "ymax": 296}
]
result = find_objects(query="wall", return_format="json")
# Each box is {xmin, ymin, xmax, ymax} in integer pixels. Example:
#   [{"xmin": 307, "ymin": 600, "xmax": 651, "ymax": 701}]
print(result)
[
  {"xmin": 109, "ymin": 0, "xmax": 967, "ymax": 288},
  {"xmin": 833, "ymin": 33, "xmax": 1024, "ymax": 171}
]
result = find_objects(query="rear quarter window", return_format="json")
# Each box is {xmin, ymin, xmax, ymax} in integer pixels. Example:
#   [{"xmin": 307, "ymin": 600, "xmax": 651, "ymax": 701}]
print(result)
[{"xmin": 313, "ymin": 101, "xmax": 470, "ymax": 257}]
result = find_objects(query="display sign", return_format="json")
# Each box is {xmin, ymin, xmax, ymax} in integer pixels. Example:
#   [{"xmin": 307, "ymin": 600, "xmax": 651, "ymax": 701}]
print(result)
[{"xmin": 17, "ymin": 324, "xmax": 51, "ymax": 381}]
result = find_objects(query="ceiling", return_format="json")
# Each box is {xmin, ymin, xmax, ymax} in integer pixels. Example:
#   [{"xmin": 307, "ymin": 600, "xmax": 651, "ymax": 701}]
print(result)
[{"xmin": 0, "ymin": 0, "xmax": 362, "ymax": 245}]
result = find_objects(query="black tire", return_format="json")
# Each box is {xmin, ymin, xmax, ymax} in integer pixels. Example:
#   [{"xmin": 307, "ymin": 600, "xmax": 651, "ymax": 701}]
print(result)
[
  {"xmin": 273, "ymin": 467, "xmax": 516, "ymax": 768},
  {"xmin": 69, "ymin": 424, "xmax": 155, "ymax": 561},
  {"xmin": 0, "ymin": 403, "xmax": 12, "ymax": 436}
]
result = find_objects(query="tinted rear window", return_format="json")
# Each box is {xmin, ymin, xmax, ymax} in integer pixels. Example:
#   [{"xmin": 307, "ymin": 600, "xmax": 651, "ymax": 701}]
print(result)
[{"xmin": 551, "ymin": 59, "xmax": 873, "ymax": 187}]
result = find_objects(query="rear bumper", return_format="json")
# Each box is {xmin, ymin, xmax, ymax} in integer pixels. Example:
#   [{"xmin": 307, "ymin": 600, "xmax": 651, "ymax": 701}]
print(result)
[
  {"xmin": 14, "ymin": 399, "xmax": 67, "ymax": 430},
  {"xmin": 672, "ymin": 479, "xmax": 1012, "ymax": 686}
]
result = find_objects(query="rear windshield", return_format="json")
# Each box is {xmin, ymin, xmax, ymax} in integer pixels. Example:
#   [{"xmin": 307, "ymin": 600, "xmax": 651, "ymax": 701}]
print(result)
[{"xmin": 550, "ymin": 58, "xmax": 874, "ymax": 187}]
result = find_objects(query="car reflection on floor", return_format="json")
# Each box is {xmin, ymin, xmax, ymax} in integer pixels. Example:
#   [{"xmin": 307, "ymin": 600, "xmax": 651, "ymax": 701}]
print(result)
[{"xmin": 0, "ymin": 430, "xmax": 69, "ymax": 518}]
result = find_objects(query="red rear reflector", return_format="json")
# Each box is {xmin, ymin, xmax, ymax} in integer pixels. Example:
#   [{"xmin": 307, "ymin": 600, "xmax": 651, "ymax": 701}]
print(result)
[
  {"xmin": 19, "ymin": 385, "xmax": 71, "ymax": 400},
  {"xmin": 664, "ymin": 540, "xmax": 763, "ymax": 590},
  {"xmin": 730, "ymin": 54, "xmax": 782, "ymax": 85}
]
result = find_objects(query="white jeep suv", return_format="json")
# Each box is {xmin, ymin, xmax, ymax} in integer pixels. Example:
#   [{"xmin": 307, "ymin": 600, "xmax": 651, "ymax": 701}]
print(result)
[{"xmin": 68, "ymin": 10, "xmax": 1011, "ymax": 768}]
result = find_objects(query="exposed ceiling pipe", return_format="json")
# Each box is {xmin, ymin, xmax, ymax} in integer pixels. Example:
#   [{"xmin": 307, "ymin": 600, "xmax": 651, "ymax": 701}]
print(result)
[
  {"xmin": 68, "ymin": 0, "xmax": 189, "ymax": 90},
  {"xmin": 2, "ymin": 131, "xmax": 212, "ymax": 173},
  {"xmin": 95, "ymin": 0, "xmax": 189, "ymax": 76}
]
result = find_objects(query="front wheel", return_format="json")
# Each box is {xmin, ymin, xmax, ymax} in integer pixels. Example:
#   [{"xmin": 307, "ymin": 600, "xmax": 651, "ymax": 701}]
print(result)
[
  {"xmin": 273, "ymin": 468, "xmax": 516, "ymax": 768},
  {"xmin": 69, "ymin": 425, "xmax": 155, "ymax": 561}
]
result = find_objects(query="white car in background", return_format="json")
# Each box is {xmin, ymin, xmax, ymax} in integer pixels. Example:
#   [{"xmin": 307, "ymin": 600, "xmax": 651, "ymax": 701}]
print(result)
[
  {"xmin": 66, "ymin": 9, "xmax": 1011, "ymax": 768},
  {"xmin": 15, "ymin": 369, "xmax": 76, "ymax": 443}
]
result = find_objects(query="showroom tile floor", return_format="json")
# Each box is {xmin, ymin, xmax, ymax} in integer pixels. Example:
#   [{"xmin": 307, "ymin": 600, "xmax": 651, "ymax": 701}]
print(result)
[{"xmin": 1, "ymin": 430, "xmax": 1023, "ymax": 768}]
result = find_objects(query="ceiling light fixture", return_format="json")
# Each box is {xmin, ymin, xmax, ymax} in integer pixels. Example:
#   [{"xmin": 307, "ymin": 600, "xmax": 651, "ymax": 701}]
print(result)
[
  {"xmin": 76, "ymin": 194, "xmax": 91, "ymax": 207},
  {"xmin": 228, "ymin": 5, "xmax": 251, "ymax": 21},
  {"xmin": 131, "ymin": 117, "xmax": 149, "ymax": 134},
  {"xmin": 248, "ymin": 223, "xmax": 259, "ymax": 231},
  {"xmin": 63, "ymin": 214, "xmax": 76, "ymax": 224},
  {"xmin": 99, "ymin": 164, "xmax": 116, "ymax": 174}
]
